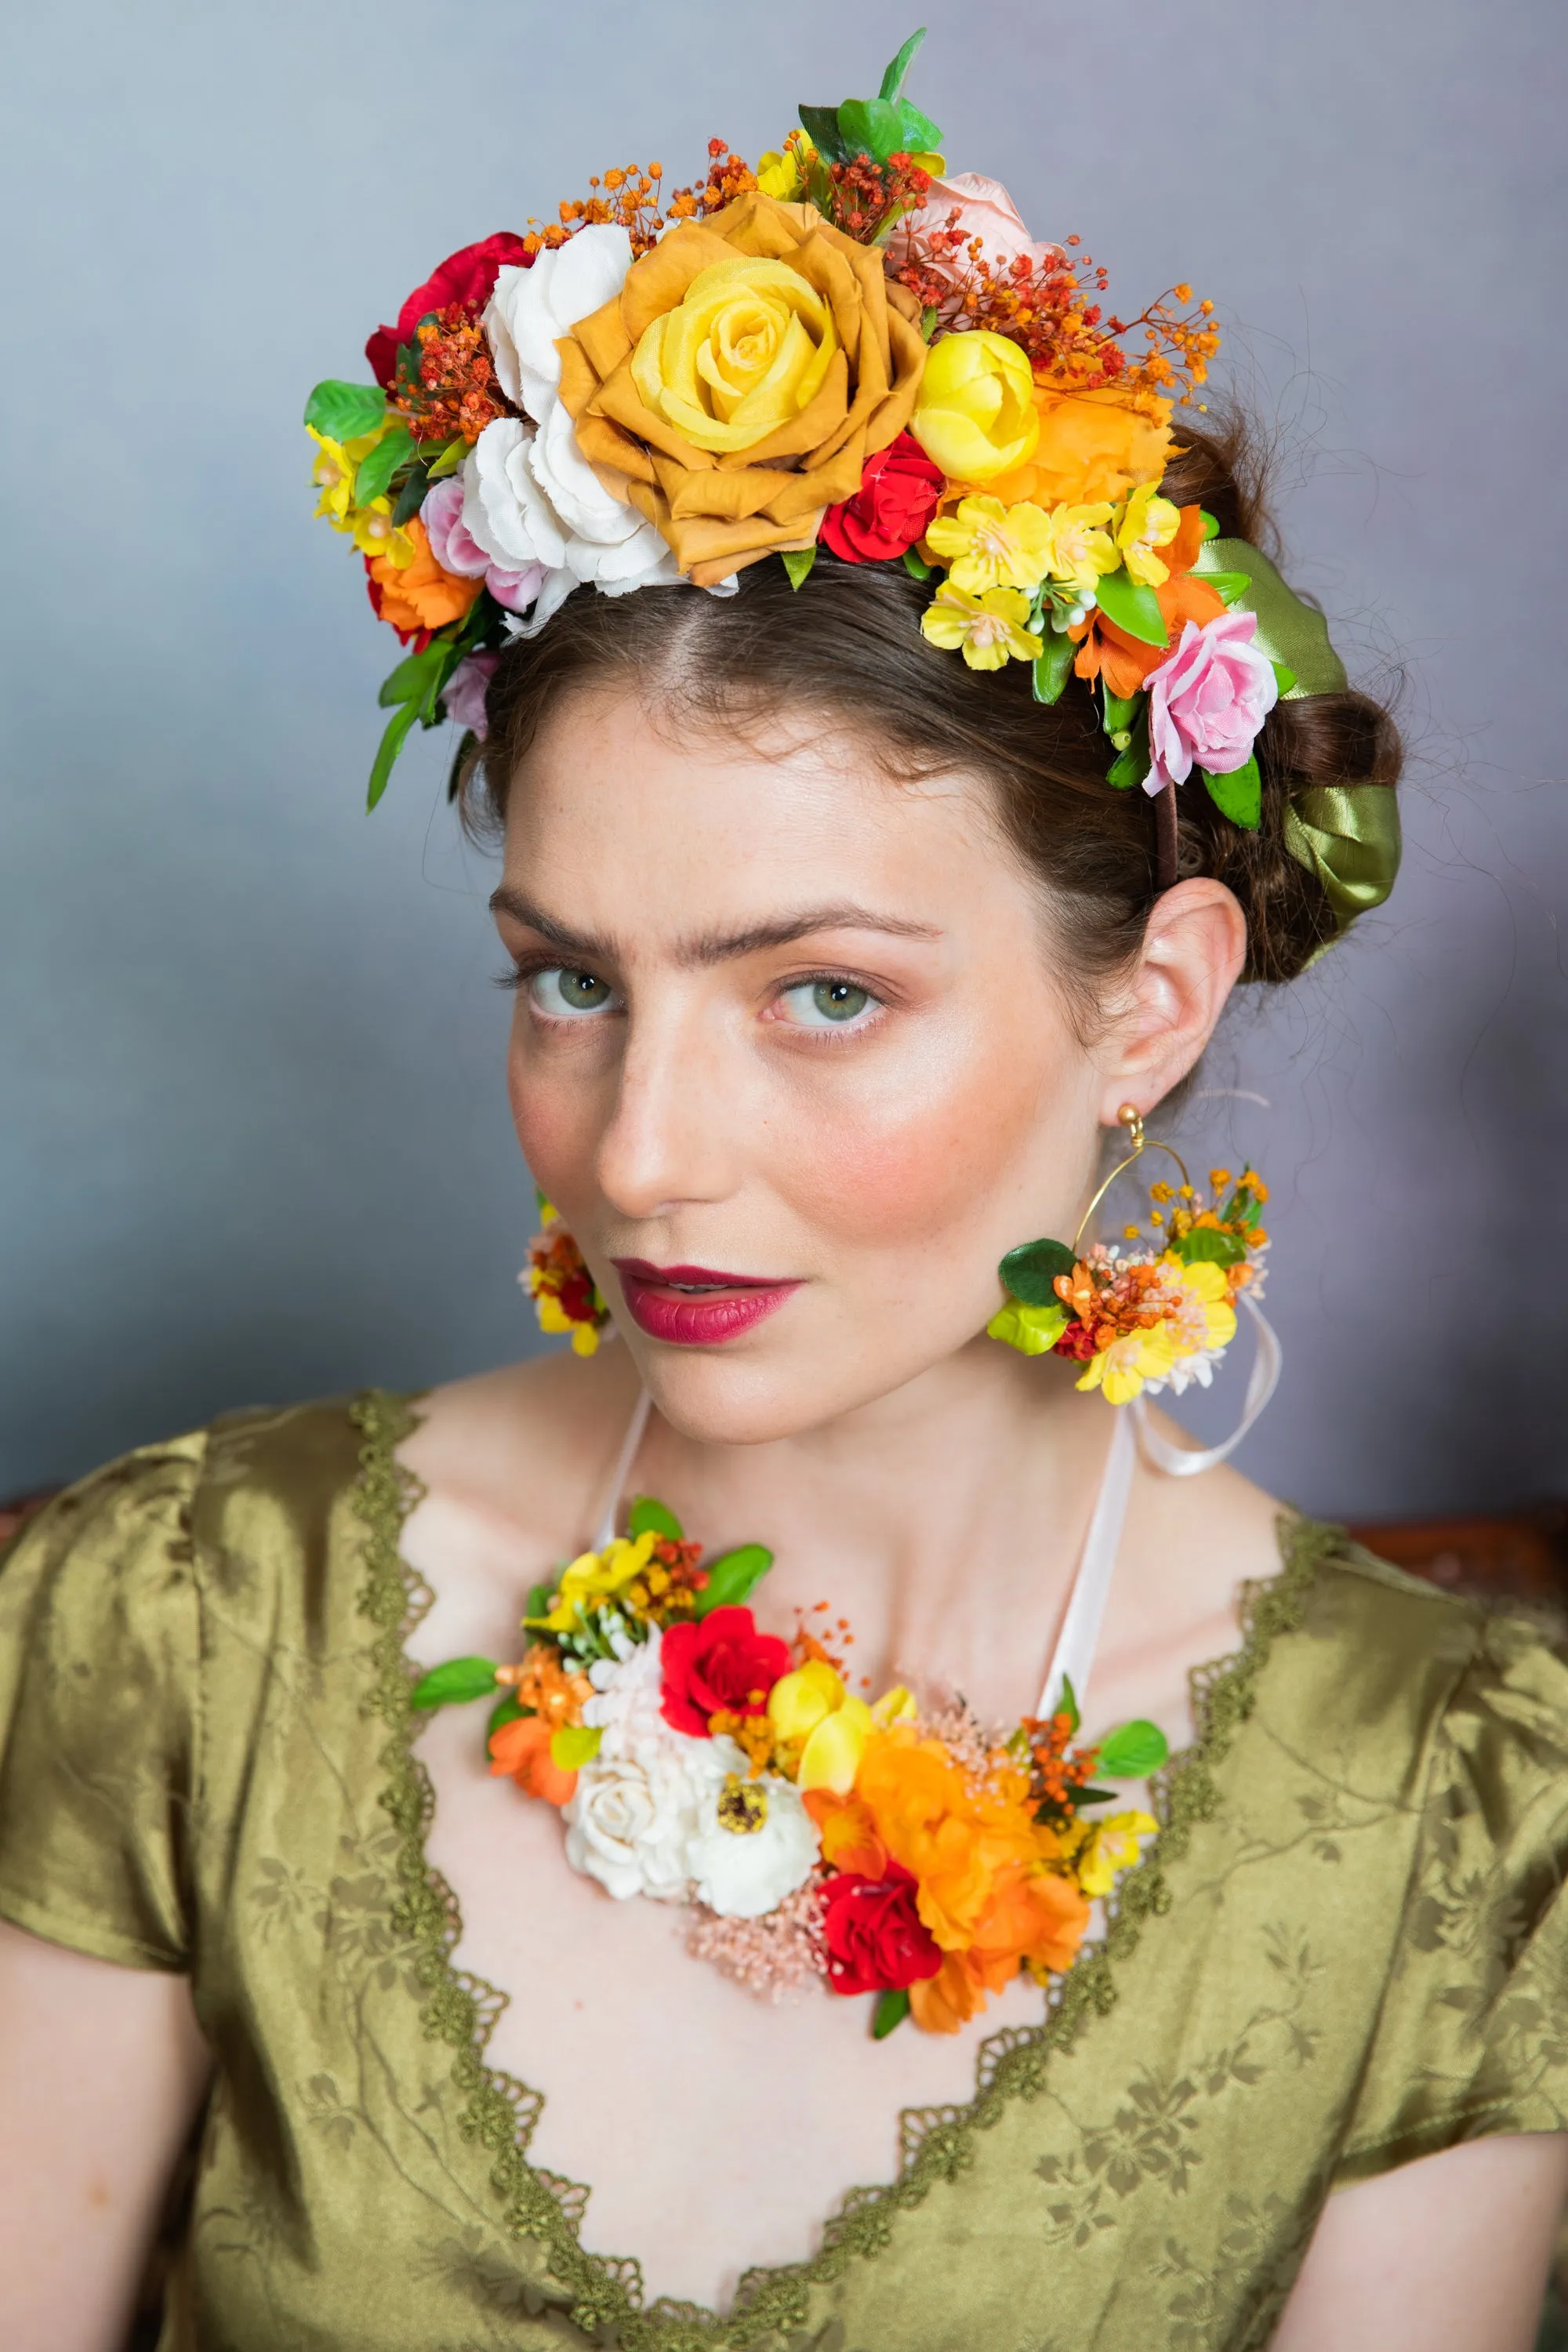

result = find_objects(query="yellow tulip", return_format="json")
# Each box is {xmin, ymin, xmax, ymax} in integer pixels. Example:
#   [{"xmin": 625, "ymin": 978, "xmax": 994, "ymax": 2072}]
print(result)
[
  {"xmin": 630, "ymin": 256, "xmax": 839, "ymax": 456},
  {"xmin": 767, "ymin": 1659, "xmax": 845, "ymax": 1744},
  {"xmin": 925, "ymin": 494, "xmax": 1056, "ymax": 595},
  {"xmin": 798, "ymin": 1696, "xmax": 873, "ymax": 1794},
  {"xmin": 920, "ymin": 580, "xmax": 1043, "ymax": 672},
  {"xmin": 870, "ymin": 1685, "xmax": 917, "ymax": 1727},
  {"xmin": 909, "ymin": 330, "xmax": 1040, "ymax": 484},
  {"xmin": 1114, "ymin": 481, "xmax": 1181, "ymax": 586}
]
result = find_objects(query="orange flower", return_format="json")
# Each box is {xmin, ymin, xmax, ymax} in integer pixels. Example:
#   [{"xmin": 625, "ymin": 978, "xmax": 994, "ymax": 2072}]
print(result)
[
  {"xmin": 982, "ymin": 384, "xmax": 1174, "ymax": 511},
  {"xmin": 367, "ymin": 516, "xmax": 484, "ymax": 634},
  {"xmin": 855, "ymin": 1732, "xmax": 1048, "ymax": 1953},
  {"xmin": 908, "ymin": 1867, "xmax": 1088, "ymax": 2032},
  {"xmin": 488, "ymin": 1714, "xmax": 577, "ymax": 1807},
  {"xmin": 1069, "ymin": 504, "xmax": 1225, "ymax": 698},
  {"xmin": 506, "ymin": 1645, "xmax": 593, "ymax": 1730},
  {"xmin": 803, "ymin": 1786, "xmax": 886, "ymax": 1878}
]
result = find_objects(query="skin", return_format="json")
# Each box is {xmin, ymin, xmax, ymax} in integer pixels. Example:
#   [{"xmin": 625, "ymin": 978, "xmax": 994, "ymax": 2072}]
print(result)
[{"xmin": 2, "ymin": 687, "xmax": 1563, "ymax": 2338}]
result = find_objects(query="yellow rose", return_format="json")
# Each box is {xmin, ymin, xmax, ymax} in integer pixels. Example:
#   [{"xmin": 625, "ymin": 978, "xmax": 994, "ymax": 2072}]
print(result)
[
  {"xmin": 909, "ymin": 330, "xmax": 1040, "ymax": 484},
  {"xmin": 983, "ymin": 384, "xmax": 1174, "ymax": 511},
  {"xmin": 557, "ymin": 191, "xmax": 927, "ymax": 586}
]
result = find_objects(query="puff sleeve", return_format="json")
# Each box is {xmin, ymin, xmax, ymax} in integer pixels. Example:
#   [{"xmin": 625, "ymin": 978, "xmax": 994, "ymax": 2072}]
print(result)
[
  {"xmin": 0, "ymin": 1436, "xmax": 207, "ymax": 1970},
  {"xmin": 1334, "ymin": 1608, "xmax": 1568, "ymax": 2180}
]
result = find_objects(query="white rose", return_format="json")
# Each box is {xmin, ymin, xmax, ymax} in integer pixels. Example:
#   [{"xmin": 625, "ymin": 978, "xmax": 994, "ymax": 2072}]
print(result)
[
  {"xmin": 684, "ymin": 1767, "xmax": 821, "ymax": 1921},
  {"xmin": 485, "ymin": 228, "xmax": 633, "ymax": 419},
  {"xmin": 461, "ymin": 418, "xmax": 566, "ymax": 575},
  {"xmin": 564, "ymin": 1739, "xmax": 725, "ymax": 1904}
]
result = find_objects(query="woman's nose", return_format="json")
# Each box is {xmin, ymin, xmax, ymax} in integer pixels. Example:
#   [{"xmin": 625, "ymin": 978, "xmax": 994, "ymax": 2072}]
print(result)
[{"xmin": 593, "ymin": 998, "xmax": 741, "ymax": 1220}]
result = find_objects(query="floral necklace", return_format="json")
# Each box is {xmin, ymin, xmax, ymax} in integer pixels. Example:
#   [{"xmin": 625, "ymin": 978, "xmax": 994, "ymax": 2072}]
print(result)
[{"xmin": 413, "ymin": 1475, "xmax": 1168, "ymax": 2042}]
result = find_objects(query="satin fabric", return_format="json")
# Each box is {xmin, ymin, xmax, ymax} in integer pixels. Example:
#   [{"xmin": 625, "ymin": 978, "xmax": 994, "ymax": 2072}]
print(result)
[{"xmin": 1, "ymin": 1395, "xmax": 1564, "ymax": 2352}]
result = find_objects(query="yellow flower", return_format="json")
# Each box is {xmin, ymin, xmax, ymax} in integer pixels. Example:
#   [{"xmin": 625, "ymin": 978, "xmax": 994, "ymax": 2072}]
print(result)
[
  {"xmin": 1076, "ymin": 1324, "xmax": 1178, "ymax": 1405},
  {"xmin": 349, "ymin": 496, "xmax": 414, "ymax": 567},
  {"xmin": 533, "ymin": 1291, "xmax": 603, "ymax": 1358},
  {"xmin": 1164, "ymin": 1257, "xmax": 1238, "ymax": 1359},
  {"xmin": 870, "ymin": 1684, "xmax": 917, "ymax": 1726},
  {"xmin": 537, "ymin": 1531, "xmax": 658, "ymax": 1632},
  {"xmin": 909, "ymin": 329, "xmax": 1040, "ymax": 483},
  {"xmin": 767, "ymin": 1661, "xmax": 872, "ymax": 1794},
  {"xmin": 307, "ymin": 419, "xmax": 394, "ymax": 532},
  {"xmin": 986, "ymin": 1300, "xmax": 1067, "ymax": 1356},
  {"xmin": 920, "ymin": 581, "xmax": 1043, "ymax": 671},
  {"xmin": 925, "ymin": 494, "xmax": 1055, "ymax": 594},
  {"xmin": 630, "ymin": 253, "xmax": 840, "ymax": 456},
  {"xmin": 1042, "ymin": 500, "xmax": 1119, "ymax": 594},
  {"xmin": 1114, "ymin": 481, "xmax": 1181, "ymax": 586},
  {"xmin": 756, "ymin": 133, "xmax": 814, "ymax": 200},
  {"xmin": 1076, "ymin": 1809, "xmax": 1157, "ymax": 1899}
]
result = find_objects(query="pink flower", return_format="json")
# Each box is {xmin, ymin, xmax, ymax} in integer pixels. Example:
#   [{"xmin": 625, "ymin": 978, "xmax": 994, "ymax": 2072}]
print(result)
[
  {"xmin": 423, "ymin": 478, "xmax": 546, "ymax": 619},
  {"xmin": 1145, "ymin": 612, "xmax": 1279, "ymax": 796},
  {"xmin": 886, "ymin": 172, "xmax": 1060, "ymax": 277},
  {"xmin": 441, "ymin": 651, "xmax": 498, "ymax": 739}
]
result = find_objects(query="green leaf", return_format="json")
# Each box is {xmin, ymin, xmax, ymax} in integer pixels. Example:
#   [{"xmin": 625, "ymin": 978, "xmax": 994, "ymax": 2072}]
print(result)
[
  {"xmin": 378, "ymin": 641, "xmax": 448, "ymax": 710},
  {"xmin": 1096, "ymin": 1719, "xmax": 1171, "ymax": 1778},
  {"xmin": 410, "ymin": 1655, "xmax": 499, "ymax": 1710},
  {"xmin": 1200, "ymin": 756, "xmax": 1261, "ymax": 830},
  {"xmin": 628, "ymin": 1496, "xmax": 684, "ymax": 1544},
  {"xmin": 1199, "ymin": 508, "xmax": 1221, "ymax": 542},
  {"xmin": 902, "ymin": 545, "xmax": 935, "ymax": 582},
  {"xmin": 488, "ymin": 1691, "xmax": 526, "ymax": 1738},
  {"xmin": 798, "ymin": 103, "xmax": 849, "ymax": 163},
  {"xmin": 781, "ymin": 544, "xmax": 817, "ymax": 591},
  {"xmin": 523, "ymin": 1580, "xmax": 554, "ymax": 1624},
  {"xmin": 837, "ymin": 96, "xmax": 905, "ymax": 162},
  {"xmin": 893, "ymin": 97, "xmax": 943, "ymax": 152},
  {"xmin": 1032, "ymin": 630, "xmax": 1076, "ymax": 706},
  {"xmin": 1106, "ymin": 713, "xmax": 1152, "ymax": 791},
  {"xmin": 1173, "ymin": 1224, "xmax": 1246, "ymax": 1268},
  {"xmin": 998, "ymin": 1235, "xmax": 1077, "ymax": 1308},
  {"xmin": 877, "ymin": 27, "xmax": 927, "ymax": 102},
  {"xmin": 1094, "ymin": 568, "xmax": 1168, "ymax": 648},
  {"xmin": 919, "ymin": 303, "xmax": 939, "ymax": 343},
  {"xmin": 392, "ymin": 463, "xmax": 430, "ymax": 527},
  {"xmin": 1058, "ymin": 1674, "xmax": 1082, "ymax": 1736},
  {"xmin": 550, "ymin": 1724, "xmax": 603, "ymax": 1770},
  {"xmin": 1102, "ymin": 687, "xmax": 1138, "ymax": 739},
  {"xmin": 366, "ymin": 699, "xmax": 422, "ymax": 811},
  {"xmin": 354, "ymin": 422, "xmax": 416, "ymax": 507},
  {"xmin": 303, "ymin": 379, "xmax": 387, "ymax": 441},
  {"xmin": 1204, "ymin": 570, "xmax": 1252, "ymax": 608},
  {"xmin": 1270, "ymin": 660, "xmax": 1298, "ymax": 695},
  {"xmin": 1074, "ymin": 1784, "xmax": 1120, "ymax": 1808},
  {"xmin": 426, "ymin": 436, "xmax": 467, "ymax": 481},
  {"xmin": 872, "ymin": 1987, "xmax": 911, "ymax": 2038},
  {"xmin": 695, "ymin": 1544, "xmax": 775, "ymax": 1617}
]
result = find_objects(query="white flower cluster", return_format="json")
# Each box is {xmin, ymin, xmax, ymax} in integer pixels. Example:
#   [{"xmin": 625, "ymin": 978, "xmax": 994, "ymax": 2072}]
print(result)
[{"xmin": 563, "ymin": 1628, "xmax": 819, "ymax": 1918}]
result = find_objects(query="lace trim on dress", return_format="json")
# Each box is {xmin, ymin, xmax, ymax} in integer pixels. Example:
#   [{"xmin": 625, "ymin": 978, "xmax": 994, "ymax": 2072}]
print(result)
[{"xmin": 350, "ymin": 1388, "xmax": 1337, "ymax": 2350}]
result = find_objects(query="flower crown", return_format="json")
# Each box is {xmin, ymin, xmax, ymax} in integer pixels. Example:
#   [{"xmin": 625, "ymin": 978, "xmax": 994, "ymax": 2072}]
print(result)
[{"xmin": 306, "ymin": 30, "xmax": 1398, "ymax": 938}]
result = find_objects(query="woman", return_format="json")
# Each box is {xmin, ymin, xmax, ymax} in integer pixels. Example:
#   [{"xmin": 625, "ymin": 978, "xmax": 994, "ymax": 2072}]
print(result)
[{"xmin": 2, "ymin": 38, "xmax": 1565, "ymax": 2351}]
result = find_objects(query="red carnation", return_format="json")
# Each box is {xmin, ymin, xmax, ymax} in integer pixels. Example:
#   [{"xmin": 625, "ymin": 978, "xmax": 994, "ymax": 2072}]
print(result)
[
  {"xmin": 659, "ymin": 1606, "xmax": 790, "ymax": 1738},
  {"xmin": 365, "ymin": 232, "xmax": 534, "ymax": 389},
  {"xmin": 820, "ymin": 1864, "xmax": 942, "ymax": 1995},
  {"xmin": 819, "ymin": 431, "xmax": 944, "ymax": 564}
]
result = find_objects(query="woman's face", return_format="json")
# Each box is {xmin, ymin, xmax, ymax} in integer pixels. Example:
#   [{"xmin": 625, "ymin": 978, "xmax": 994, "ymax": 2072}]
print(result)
[{"xmin": 494, "ymin": 688, "xmax": 1125, "ymax": 1443}]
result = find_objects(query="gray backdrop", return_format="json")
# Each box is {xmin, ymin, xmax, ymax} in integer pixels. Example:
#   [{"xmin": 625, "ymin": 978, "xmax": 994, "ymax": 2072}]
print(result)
[{"xmin": 3, "ymin": 0, "xmax": 1563, "ymax": 1516}]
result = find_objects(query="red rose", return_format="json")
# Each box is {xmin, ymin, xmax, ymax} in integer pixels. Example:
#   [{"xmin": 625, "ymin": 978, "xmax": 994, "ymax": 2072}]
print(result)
[
  {"xmin": 821, "ymin": 1864, "xmax": 942, "ymax": 1995},
  {"xmin": 819, "ymin": 431, "xmax": 945, "ymax": 564},
  {"xmin": 365, "ymin": 232, "xmax": 534, "ymax": 389},
  {"xmin": 659, "ymin": 1606, "xmax": 790, "ymax": 1737}
]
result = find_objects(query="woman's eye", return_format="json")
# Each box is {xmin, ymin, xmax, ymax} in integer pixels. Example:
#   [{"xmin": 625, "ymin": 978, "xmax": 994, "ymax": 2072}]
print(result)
[
  {"xmin": 776, "ymin": 978, "xmax": 879, "ymax": 1030},
  {"xmin": 527, "ymin": 967, "xmax": 617, "ymax": 1018}
]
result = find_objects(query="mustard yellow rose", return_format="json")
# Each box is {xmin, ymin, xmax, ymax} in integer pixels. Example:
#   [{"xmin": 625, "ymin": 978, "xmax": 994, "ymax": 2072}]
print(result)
[
  {"xmin": 909, "ymin": 330, "xmax": 1040, "ymax": 485},
  {"xmin": 555, "ymin": 191, "xmax": 927, "ymax": 586},
  {"xmin": 983, "ymin": 384, "xmax": 1174, "ymax": 511}
]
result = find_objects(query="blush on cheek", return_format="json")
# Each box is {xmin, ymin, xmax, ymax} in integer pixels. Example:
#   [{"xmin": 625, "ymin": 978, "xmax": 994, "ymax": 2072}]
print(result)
[{"xmin": 506, "ymin": 1050, "xmax": 595, "ymax": 1214}]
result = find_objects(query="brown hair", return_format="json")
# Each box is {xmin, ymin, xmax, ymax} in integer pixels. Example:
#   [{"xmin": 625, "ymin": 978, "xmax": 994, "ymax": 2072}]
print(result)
[{"xmin": 462, "ymin": 421, "xmax": 1401, "ymax": 991}]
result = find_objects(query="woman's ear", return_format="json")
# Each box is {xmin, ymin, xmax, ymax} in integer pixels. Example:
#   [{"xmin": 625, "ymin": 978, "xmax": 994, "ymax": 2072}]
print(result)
[{"xmin": 1094, "ymin": 879, "xmax": 1247, "ymax": 1123}]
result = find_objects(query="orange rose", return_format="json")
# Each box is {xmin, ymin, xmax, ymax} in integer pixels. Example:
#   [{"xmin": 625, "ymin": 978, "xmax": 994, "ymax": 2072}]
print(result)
[
  {"xmin": 855, "ymin": 1733, "xmax": 1048, "ymax": 1953},
  {"xmin": 1069, "ymin": 503, "xmax": 1225, "ymax": 699},
  {"xmin": 488, "ymin": 1714, "xmax": 577, "ymax": 1807},
  {"xmin": 982, "ymin": 384, "xmax": 1174, "ymax": 511},
  {"xmin": 367, "ymin": 517, "xmax": 484, "ymax": 635},
  {"xmin": 555, "ymin": 191, "xmax": 927, "ymax": 586},
  {"xmin": 908, "ymin": 1867, "xmax": 1088, "ymax": 2032}
]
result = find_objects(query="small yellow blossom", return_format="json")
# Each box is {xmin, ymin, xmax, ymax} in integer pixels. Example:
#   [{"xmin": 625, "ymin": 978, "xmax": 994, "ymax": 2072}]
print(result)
[
  {"xmin": 350, "ymin": 497, "xmax": 414, "ymax": 567},
  {"xmin": 535, "ymin": 1531, "xmax": 658, "ymax": 1632},
  {"xmin": 1041, "ymin": 500, "xmax": 1119, "ymax": 594},
  {"xmin": 1076, "ymin": 1809, "xmax": 1157, "ymax": 1899},
  {"xmin": 920, "ymin": 581, "xmax": 1043, "ymax": 671},
  {"xmin": 1113, "ymin": 481, "xmax": 1181, "ymax": 586},
  {"xmin": 1076, "ymin": 1324, "xmax": 1178, "ymax": 1405},
  {"xmin": 756, "ymin": 132, "xmax": 815, "ymax": 200},
  {"xmin": 926, "ymin": 495, "xmax": 1055, "ymax": 595},
  {"xmin": 307, "ymin": 420, "xmax": 393, "ymax": 531}
]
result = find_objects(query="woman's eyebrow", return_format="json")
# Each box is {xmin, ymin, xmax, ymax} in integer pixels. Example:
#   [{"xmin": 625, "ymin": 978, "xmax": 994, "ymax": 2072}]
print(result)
[{"xmin": 490, "ymin": 887, "xmax": 940, "ymax": 970}]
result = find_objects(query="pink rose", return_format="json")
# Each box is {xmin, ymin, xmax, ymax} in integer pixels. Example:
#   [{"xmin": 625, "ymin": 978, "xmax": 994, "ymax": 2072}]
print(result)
[
  {"xmin": 441, "ymin": 651, "xmax": 499, "ymax": 739},
  {"xmin": 1145, "ymin": 612, "xmax": 1279, "ymax": 795},
  {"xmin": 886, "ymin": 172, "xmax": 1060, "ymax": 277},
  {"xmin": 422, "ymin": 478, "xmax": 545, "ymax": 617}
]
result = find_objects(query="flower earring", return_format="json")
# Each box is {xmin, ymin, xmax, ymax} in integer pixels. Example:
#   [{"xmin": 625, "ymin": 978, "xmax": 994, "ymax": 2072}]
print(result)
[
  {"xmin": 988, "ymin": 1105, "xmax": 1269, "ymax": 1405},
  {"xmin": 521, "ymin": 1197, "xmax": 613, "ymax": 1356}
]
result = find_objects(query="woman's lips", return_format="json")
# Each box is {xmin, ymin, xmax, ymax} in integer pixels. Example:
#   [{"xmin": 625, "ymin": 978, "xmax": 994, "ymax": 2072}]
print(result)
[{"xmin": 610, "ymin": 1258, "xmax": 803, "ymax": 1347}]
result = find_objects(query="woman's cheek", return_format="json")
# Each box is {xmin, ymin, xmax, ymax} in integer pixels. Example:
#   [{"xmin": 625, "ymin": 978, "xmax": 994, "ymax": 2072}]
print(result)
[{"xmin": 506, "ymin": 1033, "xmax": 597, "ymax": 1208}]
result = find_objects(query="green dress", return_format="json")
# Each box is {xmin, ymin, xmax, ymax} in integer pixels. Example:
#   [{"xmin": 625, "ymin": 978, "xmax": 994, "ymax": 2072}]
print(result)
[{"xmin": 1, "ymin": 1393, "xmax": 1565, "ymax": 2352}]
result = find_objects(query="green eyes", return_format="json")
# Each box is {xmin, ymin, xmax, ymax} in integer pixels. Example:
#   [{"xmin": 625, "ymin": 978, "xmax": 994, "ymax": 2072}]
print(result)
[
  {"xmin": 528, "ymin": 967, "xmax": 615, "ymax": 1017},
  {"xmin": 781, "ymin": 979, "xmax": 875, "ymax": 1028},
  {"xmin": 524, "ymin": 967, "xmax": 880, "ymax": 1034}
]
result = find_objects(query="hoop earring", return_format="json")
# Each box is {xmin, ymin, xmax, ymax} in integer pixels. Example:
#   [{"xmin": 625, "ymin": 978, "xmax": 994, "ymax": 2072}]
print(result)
[
  {"xmin": 987, "ymin": 1103, "xmax": 1271, "ymax": 1407},
  {"xmin": 519, "ymin": 1197, "xmax": 613, "ymax": 1356}
]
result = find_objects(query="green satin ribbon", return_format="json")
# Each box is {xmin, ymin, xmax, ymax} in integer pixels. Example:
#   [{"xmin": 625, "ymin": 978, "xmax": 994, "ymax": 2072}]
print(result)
[{"xmin": 1189, "ymin": 536, "xmax": 1399, "ymax": 938}]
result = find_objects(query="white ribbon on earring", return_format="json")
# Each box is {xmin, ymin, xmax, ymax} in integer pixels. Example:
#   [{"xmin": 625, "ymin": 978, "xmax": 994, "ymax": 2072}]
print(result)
[{"xmin": 1131, "ymin": 1291, "xmax": 1283, "ymax": 1477}]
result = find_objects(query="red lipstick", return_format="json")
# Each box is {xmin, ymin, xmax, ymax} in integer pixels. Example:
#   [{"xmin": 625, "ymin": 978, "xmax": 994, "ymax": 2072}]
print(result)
[{"xmin": 610, "ymin": 1258, "xmax": 802, "ymax": 1347}]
